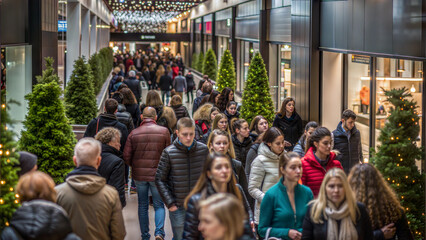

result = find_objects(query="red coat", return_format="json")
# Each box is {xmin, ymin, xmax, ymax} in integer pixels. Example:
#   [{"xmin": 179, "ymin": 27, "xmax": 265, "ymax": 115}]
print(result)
[
  {"xmin": 301, "ymin": 147, "xmax": 343, "ymax": 198},
  {"xmin": 172, "ymin": 66, "xmax": 179, "ymax": 79}
]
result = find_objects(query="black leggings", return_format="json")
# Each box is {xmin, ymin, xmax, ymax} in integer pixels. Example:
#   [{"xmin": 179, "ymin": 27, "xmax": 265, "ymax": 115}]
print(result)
[{"xmin": 186, "ymin": 90, "xmax": 194, "ymax": 103}]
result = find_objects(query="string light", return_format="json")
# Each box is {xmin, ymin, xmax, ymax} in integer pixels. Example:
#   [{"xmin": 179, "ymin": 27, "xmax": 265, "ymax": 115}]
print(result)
[
  {"xmin": 0, "ymin": 180, "xmax": 5, "ymax": 185},
  {"xmin": 0, "ymin": 199, "xmax": 3, "ymax": 204}
]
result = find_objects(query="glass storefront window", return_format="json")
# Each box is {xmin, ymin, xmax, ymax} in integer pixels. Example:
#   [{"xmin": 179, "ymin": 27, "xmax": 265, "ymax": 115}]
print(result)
[
  {"xmin": 217, "ymin": 37, "xmax": 229, "ymax": 66},
  {"xmin": 375, "ymin": 58, "xmax": 423, "ymax": 151},
  {"xmin": 239, "ymin": 41, "xmax": 258, "ymax": 92},
  {"xmin": 279, "ymin": 44, "xmax": 291, "ymax": 105},
  {"xmin": 346, "ymin": 54, "xmax": 371, "ymax": 159}
]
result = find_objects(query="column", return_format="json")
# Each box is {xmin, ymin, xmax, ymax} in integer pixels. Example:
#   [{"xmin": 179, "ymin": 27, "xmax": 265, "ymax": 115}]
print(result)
[
  {"xmin": 81, "ymin": 7, "xmax": 90, "ymax": 59},
  {"xmin": 66, "ymin": 2, "xmax": 81, "ymax": 83},
  {"xmin": 90, "ymin": 14, "xmax": 97, "ymax": 56},
  {"xmin": 258, "ymin": 0, "xmax": 269, "ymax": 71},
  {"xmin": 230, "ymin": 6, "xmax": 237, "ymax": 71}
]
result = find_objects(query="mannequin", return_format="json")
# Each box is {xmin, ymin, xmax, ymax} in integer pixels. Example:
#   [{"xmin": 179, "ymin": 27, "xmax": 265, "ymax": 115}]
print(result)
[{"xmin": 360, "ymin": 86, "xmax": 370, "ymax": 114}]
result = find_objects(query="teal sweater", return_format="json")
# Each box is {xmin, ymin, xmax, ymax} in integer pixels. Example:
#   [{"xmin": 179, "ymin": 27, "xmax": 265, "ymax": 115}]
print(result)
[{"xmin": 258, "ymin": 177, "xmax": 313, "ymax": 239}]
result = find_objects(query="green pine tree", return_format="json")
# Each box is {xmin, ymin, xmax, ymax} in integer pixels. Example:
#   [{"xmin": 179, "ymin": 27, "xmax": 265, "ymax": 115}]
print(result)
[
  {"xmin": 203, "ymin": 49, "xmax": 218, "ymax": 81},
  {"xmin": 191, "ymin": 53, "xmax": 198, "ymax": 70},
  {"xmin": 371, "ymin": 87, "xmax": 425, "ymax": 240},
  {"xmin": 217, "ymin": 49, "xmax": 236, "ymax": 91},
  {"xmin": 19, "ymin": 58, "xmax": 76, "ymax": 184},
  {"xmin": 88, "ymin": 53, "xmax": 103, "ymax": 95},
  {"xmin": 0, "ymin": 90, "xmax": 20, "ymax": 230},
  {"xmin": 240, "ymin": 52, "xmax": 275, "ymax": 125},
  {"xmin": 65, "ymin": 57, "xmax": 97, "ymax": 125},
  {"xmin": 197, "ymin": 52, "xmax": 204, "ymax": 73}
]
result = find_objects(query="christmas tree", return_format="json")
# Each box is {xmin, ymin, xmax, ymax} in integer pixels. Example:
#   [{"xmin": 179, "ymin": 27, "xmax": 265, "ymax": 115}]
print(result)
[
  {"xmin": 240, "ymin": 52, "xmax": 275, "ymax": 125},
  {"xmin": 197, "ymin": 52, "xmax": 204, "ymax": 73},
  {"xmin": 65, "ymin": 56, "xmax": 97, "ymax": 125},
  {"xmin": 88, "ymin": 53, "xmax": 103, "ymax": 95},
  {"xmin": 217, "ymin": 49, "xmax": 236, "ymax": 92},
  {"xmin": 371, "ymin": 87, "xmax": 425, "ymax": 239},
  {"xmin": 0, "ymin": 90, "xmax": 20, "ymax": 231},
  {"xmin": 202, "ymin": 49, "xmax": 218, "ymax": 81},
  {"xmin": 20, "ymin": 58, "xmax": 76, "ymax": 184},
  {"xmin": 191, "ymin": 53, "xmax": 198, "ymax": 70}
]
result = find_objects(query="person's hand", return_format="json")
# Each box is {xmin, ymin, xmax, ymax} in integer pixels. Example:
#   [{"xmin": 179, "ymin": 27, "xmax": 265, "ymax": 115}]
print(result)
[
  {"xmin": 169, "ymin": 205, "xmax": 178, "ymax": 212},
  {"xmin": 250, "ymin": 221, "xmax": 255, "ymax": 233},
  {"xmin": 288, "ymin": 229, "xmax": 302, "ymax": 240},
  {"xmin": 381, "ymin": 223, "xmax": 396, "ymax": 239},
  {"xmin": 284, "ymin": 140, "xmax": 292, "ymax": 147}
]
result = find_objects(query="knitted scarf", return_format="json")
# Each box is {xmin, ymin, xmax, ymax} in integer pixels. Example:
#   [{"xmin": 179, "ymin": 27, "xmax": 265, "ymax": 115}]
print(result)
[{"xmin": 325, "ymin": 201, "xmax": 358, "ymax": 240}]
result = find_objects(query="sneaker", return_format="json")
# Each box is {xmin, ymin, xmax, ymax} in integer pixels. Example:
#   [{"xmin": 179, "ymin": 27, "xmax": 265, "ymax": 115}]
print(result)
[
  {"xmin": 155, "ymin": 235, "xmax": 164, "ymax": 240},
  {"xmin": 130, "ymin": 187, "xmax": 137, "ymax": 194}
]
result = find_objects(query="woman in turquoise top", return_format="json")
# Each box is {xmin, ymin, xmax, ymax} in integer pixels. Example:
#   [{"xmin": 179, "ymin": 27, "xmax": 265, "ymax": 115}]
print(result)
[{"xmin": 259, "ymin": 152, "xmax": 313, "ymax": 240}]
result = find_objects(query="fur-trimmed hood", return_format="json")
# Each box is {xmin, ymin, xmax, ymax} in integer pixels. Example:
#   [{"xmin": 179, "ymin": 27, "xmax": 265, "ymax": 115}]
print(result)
[{"xmin": 193, "ymin": 103, "xmax": 213, "ymax": 121}]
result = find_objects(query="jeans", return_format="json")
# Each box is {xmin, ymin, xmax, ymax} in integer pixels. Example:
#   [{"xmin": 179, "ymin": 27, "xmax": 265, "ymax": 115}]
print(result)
[
  {"xmin": 135, "ymin": 181, "xmax": 166, "ymax": 240},
  {"xmin": 162, "ymin": 90, "xmax": 170, "ymax": 105},
  {"xmin": 169, "ymin": 206, "xmax": 186, "ymax": 240},
  {"xmin": 125, "ymin": 165, "xmax": 135, "ymax": 188}
]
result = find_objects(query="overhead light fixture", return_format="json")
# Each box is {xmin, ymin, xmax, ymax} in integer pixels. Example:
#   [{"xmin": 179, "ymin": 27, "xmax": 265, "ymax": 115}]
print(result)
[
  {"xmin": 397, "ymin": 59, "xmax": 405, "ymax": 73},
  {"xmin": 360, "ymin": 77, "xmax": 423, "ymax": 82},
  {"xmin": 411, "ymin": 84, "xmax": 416, "ymax": 93}
]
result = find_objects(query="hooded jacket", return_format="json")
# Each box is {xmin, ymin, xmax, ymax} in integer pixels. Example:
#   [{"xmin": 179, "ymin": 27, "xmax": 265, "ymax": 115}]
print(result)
[
  {"xmin": 84, "ymin": 113, "xmax": 129, "ymax": 152},
  {"xmin": 272, "ymin": 113, "xmax": 303, "ymax": 150},
  {"xmin": 248, "ymin": 143, "xmax": 282, "ymax": 223},
  {"xmin": 55, "ymin": 166, "xmax": 126, "ymax": 240},
  {"xmin": 123, "ymin": 119, "xmax": 171, "ymax": 182},
  {"xmin": 99, "ymin": 144, "xmax": 126, "ymax": 208},
  {"xmin": 232, "ymin": 135, "xmax": 253, "ymax": 167},
  {"xmin": 193, "ymin": 103, "xmax": 213, "ymax": 141},
  {"xmin": 155, "ymin": 139, "xmax": 209, "ymax": 208},
  {"xmin": 301, "ymin": 147, "xmax": 343, "ymax": 197},
  {"xmin": 116, "ymin": 104, "xmax": 134, "ymax": 133},
  {"xmin": 332, "ymin": 121, "xmax": 363, "ymax": 173},
  {"xmin": 1, "ymin": 200, "xmax": 80, "ymax": 240}
]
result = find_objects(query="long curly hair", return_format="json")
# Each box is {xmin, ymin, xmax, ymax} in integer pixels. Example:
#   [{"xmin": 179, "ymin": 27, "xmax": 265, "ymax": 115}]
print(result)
[
  {"xmin": 216, "ymin": 87, "xmax": 233, "ymax": 112},
  {"xmin": 348, "ymin": 163, "xmax": 403, "ymax": 229}
]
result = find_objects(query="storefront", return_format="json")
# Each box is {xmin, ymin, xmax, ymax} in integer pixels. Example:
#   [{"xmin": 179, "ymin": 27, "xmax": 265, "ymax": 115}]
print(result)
[
  {"xmin": 202, "ymin": 14, "xmax": 213, "ymax": 53},
  {"xmin": 322, "ymin": 51, "xmax": 424, "ymax": 160},
  {"xmin": 215, "ymin": 8, "xmax": 232, "ymax": 65}
]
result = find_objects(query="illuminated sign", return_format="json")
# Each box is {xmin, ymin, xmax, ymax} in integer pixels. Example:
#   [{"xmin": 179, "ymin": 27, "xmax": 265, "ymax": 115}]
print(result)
[
  {"xmin": 141, "ymin": 35, "xmax": 156, "ymax": 40},
  {"xmin": 58, "ymin": 20, "xmax": 67, "ymax": 32}
]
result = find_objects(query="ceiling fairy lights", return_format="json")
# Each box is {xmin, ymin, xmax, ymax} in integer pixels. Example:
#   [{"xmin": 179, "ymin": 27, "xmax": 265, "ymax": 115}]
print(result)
[{"xmin": 108, "ymin": 0, "xmax": 201, "ymax": 12}]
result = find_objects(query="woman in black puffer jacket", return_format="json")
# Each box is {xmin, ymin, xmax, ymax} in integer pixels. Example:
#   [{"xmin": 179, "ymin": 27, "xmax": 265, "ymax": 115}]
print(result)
[
  {"xmin": 183, "ymin": 152, "xmax": 255, "ymax": 240},
  {"xmin": 1, "ymin": 171, "xmax": 80, "ymax": 240},
  {"xmin": 273, "ymin": 97, "xmax": 303, "ymax": 151},
  {"xmin": 231, "ymin": 119, "xmax": 253, "ymax": 167},
  {"xmin": 170, "ymin": 95, "xmax": 189, "ymax": 121}
]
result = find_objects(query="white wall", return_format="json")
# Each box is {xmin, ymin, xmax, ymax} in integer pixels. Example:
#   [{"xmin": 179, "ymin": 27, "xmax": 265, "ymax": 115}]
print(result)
[{"xmin": 321, "ymin": 52, "xmax": 342, "ymax": 130}]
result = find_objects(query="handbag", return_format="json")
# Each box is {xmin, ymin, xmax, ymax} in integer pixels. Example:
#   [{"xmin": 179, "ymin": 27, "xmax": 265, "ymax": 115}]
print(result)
[{"xmin": 264, "ymin": 227, "xmax": 282, "ymax": 240}]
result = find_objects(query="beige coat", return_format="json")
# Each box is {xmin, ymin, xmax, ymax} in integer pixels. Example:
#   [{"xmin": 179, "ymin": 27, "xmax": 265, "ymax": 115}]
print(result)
[
  {"xmin": 55, "ymin": 174, "xmax": 126, "ymax": 240},
  {"xmin": 248, "ymin": 143, "xmax": 282, "ymax": 223}
]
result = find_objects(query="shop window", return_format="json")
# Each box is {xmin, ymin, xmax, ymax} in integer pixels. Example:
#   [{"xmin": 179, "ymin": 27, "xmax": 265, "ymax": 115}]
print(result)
[
  {"xmin": 217, "ymin": 37, "xmax": 229, "ymax": 66},
  {"xmin": 279, "ymin": 44, "xmax": 291, "ymax": 104}
]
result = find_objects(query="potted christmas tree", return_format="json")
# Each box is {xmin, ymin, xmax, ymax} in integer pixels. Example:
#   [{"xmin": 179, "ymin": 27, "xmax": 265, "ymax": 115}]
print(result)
[
  {"xmin": 217, "ymin": 49, "xmax": 236, "ymax": 92},
  {"xmin": 203, "ymin": 49, "xmax": 218, "ymax": 81}
]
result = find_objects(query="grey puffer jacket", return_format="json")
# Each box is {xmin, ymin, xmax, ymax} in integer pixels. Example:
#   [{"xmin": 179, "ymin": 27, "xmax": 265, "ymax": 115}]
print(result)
[
  {"xmin": 155, "ymin": 139, "xmax": 209, "ymax": 208},
  {"xmin": 116, "ymin": 104, "xmax": 134, "ymax": 133},
  {"xmin": 248, "ymin": 143, "xmax": 282, "ymax": 223}
]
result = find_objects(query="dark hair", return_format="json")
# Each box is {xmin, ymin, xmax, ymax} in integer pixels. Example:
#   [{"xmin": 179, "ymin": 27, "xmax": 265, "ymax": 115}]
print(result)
[
  {"xmin": 202, "ymin": 82, "xmax": 213, "ymax": 94},
  {"xmin": 170, "ymin": 95, "xmax": 182, "ymax": 106},
  {"xmin": 297, "ymin": 121, "xmax": 319, "ymax": 152},
  {"xmin": 105, "ymin": 98, "xmax": 118, "ymax": 114},
  {"xmin": 279, "ymin": 152, "xmax": 301, "ymax": 178},
  {"xmin": 278, "ymin": 97, "xmax": 296, "ymax": 117},
  {"xmin": 217, "ymin": 87, "xmax": 234, "ymax": 112},
  {"xmin": 112, "ymin": 92, "xmax": 124, "ymax": 104},
  {"xmin": 263, "ymin": 127, "xmax": 284, "ymax": 144},
  {"xmin": 305, "ymin": 127, "xmax": 331, "ymax": 152},
  {"xmin": 249, "ymin": 115, "xmax": 268, "ymax": 134},
  {"xmin": 117, "ymin": 83, "xmax": 128, "ymax": 92},
  {"xmin": 208, "ymin": 90, "xmax": 220, "ymax": 104},
  {"xmin": 210, "ymin": 106, "xmax": 220, "ymax": 115},
  {"xmin": 201, "ymin": 94, "xmax": 211, "ymax": 106},
  {"xmin": 197, "ymin": 79, "xmax": 206, "ymax": 90},
  {"xmin": 177, "ymin": 117, "xmax": 195, "ymax": 130},
  {"xmin": 116, "ymin": 76, "xmax": 124, "ymax": 83},
  {"xmin": 342, "ymin": 109, "xmax": 357, "ymax": 120},
  {"xmin": 231, "ymin": 118, "xmax": 248, "ymax": 135},
  {"xmin": 119, "ymin": 87, "xmax": 137, "ymax": 105},
  {"xmin": 226, "ymin": 101, "xmax": 237, "ymax": 109}
]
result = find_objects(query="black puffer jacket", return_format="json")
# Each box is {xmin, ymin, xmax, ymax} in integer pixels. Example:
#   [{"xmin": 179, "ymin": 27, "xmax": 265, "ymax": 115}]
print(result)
[
  {"xmin": 116, "ymin": 104, "xmax": 134, "ymax": 133},
  {"xmin": 232, "ymin": 135, "xmax": 253, "ymax": 167},
  {"xmin": 332, "ymin": 121, "xmax": 363, "ymax": 174},
  {"xmin": 171, "ymin": 104, "xmax": 189, "ymax": 121},
  {"xmin": 245, "ymin": 143, "xmax": 260, "ymax": 178},
  {"xmin": 99, "ymin": 144, "xmax": 126, "ymax": 208},
  {"xmin": 272, "ymin": 113, "xmax": 303, "ymax": 151},
  {"xmin": 1, "ymin": 200, "xmax": 80, "ymax": 240},
  {"xmin": 84, "ymin": 113, "xmax": 129, "ymax": 152},
  {"xmin": 155, "ymin": 139, "xmax": 209, "ymax": 208},
  {"xmin": 224, "ymin": 109, "xmax": 240, "ymax": 125},
  {"xmin": 232, "ymin": 158, "xmax": 254, "ymax": 211},
  {"xmin": 183, "ymin": 182, "xmax": 255, "ymax": 240}
]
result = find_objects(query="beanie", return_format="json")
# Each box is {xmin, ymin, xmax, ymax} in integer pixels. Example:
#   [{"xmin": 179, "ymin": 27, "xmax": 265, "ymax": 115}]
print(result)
[{"xmin": 17, "ymin": 151, "xmax": 37, "ymax": 177}]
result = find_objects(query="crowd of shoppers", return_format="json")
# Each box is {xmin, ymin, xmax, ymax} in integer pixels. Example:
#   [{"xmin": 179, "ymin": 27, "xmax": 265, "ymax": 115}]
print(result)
[{"xmin": 5, "ymin": 48, "xmax": 415, "ymax": 240}]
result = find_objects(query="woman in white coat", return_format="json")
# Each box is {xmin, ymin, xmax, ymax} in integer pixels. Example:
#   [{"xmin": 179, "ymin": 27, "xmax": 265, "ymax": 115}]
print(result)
[{"xmin": 248, "ymin": 127, "xmax": 285, "ymax": 225}]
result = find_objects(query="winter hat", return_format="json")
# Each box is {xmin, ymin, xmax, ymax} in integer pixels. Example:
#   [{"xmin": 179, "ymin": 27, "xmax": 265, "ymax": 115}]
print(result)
[{"xmin": 17, "ymin": 151, "xmax": 37, "ymax": 177}]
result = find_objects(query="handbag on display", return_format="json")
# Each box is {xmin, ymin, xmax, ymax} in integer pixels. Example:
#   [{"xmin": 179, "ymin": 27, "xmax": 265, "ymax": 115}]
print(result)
[{"xmin": 264, "ymin": 228, "xmax": 282, "ymax": 240}]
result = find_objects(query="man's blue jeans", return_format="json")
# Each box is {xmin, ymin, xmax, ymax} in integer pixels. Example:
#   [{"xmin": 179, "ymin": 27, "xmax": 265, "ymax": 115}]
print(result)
[
  {"xmin": 169, "ymin": 206, "xmax": 186, "ymax": 240},
  {"xmin": 135, "ymin": 181, "xmax": 165, "ymax": 240}
]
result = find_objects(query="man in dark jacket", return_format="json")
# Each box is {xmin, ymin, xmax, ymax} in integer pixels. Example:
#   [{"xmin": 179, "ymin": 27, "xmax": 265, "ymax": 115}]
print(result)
[
  {"xmin": 192, "ymin": 82, "xmax": 212, "ymax": 115},
  {"xmin": 84, "ymin": 98, "xmax": 128, "ymax": 152},
  {"xmin": 332, "ymin": 109, "xmax": 363, "ymax": 173},
  {"xmin": 124, "ymin": 70, "xmax": 142, "ymax": 104},
  {"xmin": 185, "ymin": 71, "xmax": 195, "ymax": 103},
  {"xmin": 159, "ymin": 72, "xmax": 173, "ymax": 105},
  {"xmin": 155, "ymin": 117, "xmax": 209, "ymax": 240},
  {"xmin": 124, "ymin": 107, "xmax": 171, "ymax": 240},
  {"xmin": 95, "ymin": 127, "xmax": 126, "ymax": 208},
  {"xmin": 112, "ymin": 92, "xmax": 134, "ymax": 133}
]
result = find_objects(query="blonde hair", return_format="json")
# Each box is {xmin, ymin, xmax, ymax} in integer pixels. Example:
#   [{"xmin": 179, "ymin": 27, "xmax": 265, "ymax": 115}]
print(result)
[
  {"xmin": 95, "ymin": 127, "xmax": 121, "ymax": 144},
  {"xmin": 207, "ymin": 129, "xmax": 236, "ymax": 159},
  {"xmin": 199, "ymin": 193, "xmax": 246, "ymax": 240},
  {"xmin": 193, "ymin": 103, "xmax": 213, "ymax": 121},
  {"xmin": 170, "ymin": 95, "xmax": 182, "ymax": 106},
  {"xmin": 309, "ymin": 168, "xmax": 359, "ymax": 224},
  {"xmin": 17, "ymin": 171, "xmax": 57, "ymax": 202}
]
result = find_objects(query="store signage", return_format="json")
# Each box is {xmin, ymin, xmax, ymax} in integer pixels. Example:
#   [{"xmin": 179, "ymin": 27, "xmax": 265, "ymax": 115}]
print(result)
[
  {"xmin": 58, "ymin": 20, "xmax": 67, "ymax": 32},
  {"xmin": 352, "ymin": 55, "xmax": 370, "ymax": 64},
  {"xmin": 141, "ymin": 35, "xmax": 156, "ymax": 40},
  {"xmin": 205, "ymin": 22, "xmax": 212, "ymax": 34}
]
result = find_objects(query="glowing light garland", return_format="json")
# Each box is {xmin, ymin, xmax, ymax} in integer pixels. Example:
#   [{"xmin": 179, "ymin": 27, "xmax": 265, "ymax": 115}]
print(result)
[{"xmin": 114, "ymin": 10, "xmax": 179, "ymax": 32}]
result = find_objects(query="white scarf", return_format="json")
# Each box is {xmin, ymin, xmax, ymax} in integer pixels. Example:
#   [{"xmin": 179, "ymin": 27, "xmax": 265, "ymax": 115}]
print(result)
[{"xmin": 325, "ymin": 201, "xmax": 358, "ymax": 240}]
